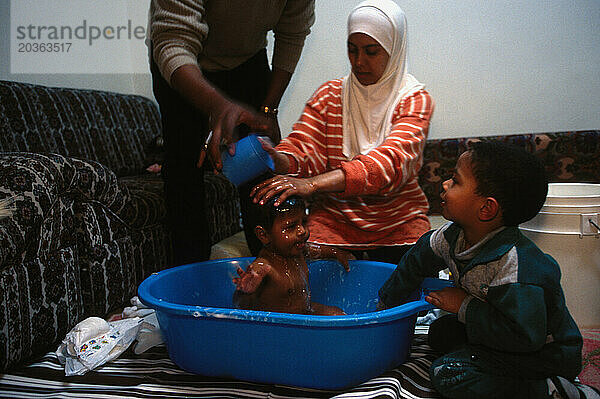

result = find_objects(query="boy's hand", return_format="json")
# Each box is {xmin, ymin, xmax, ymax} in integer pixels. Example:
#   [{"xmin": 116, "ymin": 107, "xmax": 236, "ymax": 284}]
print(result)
[
  {"xmin": 232, "ymin": 265, "xmax": 270, "ymax": 293},
  {"xmin": 425, "ymin": 287, "xmax": 467, "ymax": 313}
]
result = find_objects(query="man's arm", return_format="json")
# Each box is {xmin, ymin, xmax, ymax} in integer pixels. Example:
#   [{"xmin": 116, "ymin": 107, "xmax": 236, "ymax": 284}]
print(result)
[
  {"xmin": 264, "ymin": 0, "xmax": 315, "ymax": 143},
  {"xmin": 258, "ymin": 67, "xmax": 292, "ymax": 144},
  {"xmin": 170, "ymin": 65, "xmax": 269, "ymax": 170},
  {"xmin": 150, "ymin": 0, "xmax": 270, "ymax": 170}
]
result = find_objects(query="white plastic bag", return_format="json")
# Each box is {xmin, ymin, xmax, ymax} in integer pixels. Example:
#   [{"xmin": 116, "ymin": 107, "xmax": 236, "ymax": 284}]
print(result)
[
  {"xmin": 133, "ymin": 312, "xmax": 164, "ymax": 354},
  {"xmin": 56, "ymin": 316, "xmax": 145, "ymax": 376},
  {"xmin": 122, "ymin": 296, "xmax": 164, "ymax": 354}
]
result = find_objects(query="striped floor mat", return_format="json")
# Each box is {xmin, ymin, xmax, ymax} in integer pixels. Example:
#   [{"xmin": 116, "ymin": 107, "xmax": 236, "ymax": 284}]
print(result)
[
  {"xmin": 0, "ymin": 327, "xmax": 439, "ymax": 399},
  {"xmin": 1, "ymin": 326, "xmax": 597, "ymax": 399}
]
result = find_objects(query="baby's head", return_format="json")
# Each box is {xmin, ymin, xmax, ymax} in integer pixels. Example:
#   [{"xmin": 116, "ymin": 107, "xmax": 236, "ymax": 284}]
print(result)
[
  {"xmin": 252, "ymin": 196, "xmax": 309, "ymax": 257},
  {"xmin": 253, "ymin": 195, "xmax": 306, "ymax": 230},
  {"xmin": 467, "ymin": 141, "xmax": 548, "ymax": 226}
]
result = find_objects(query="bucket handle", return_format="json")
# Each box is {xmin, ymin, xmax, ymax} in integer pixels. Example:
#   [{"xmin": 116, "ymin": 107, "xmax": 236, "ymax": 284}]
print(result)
[{"xmin": 580, "ymin": 214, "xmax": 600, "ymax": 238}]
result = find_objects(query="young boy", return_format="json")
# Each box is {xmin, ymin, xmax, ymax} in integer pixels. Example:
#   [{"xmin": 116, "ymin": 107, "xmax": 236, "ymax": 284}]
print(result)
[
  {"xmin": 378, "ymin": 141, "xmax": 585, "ymax": 398},
  {"xmin": 232, "ymin": 196, "xmax": 353, "ymax": 315}
]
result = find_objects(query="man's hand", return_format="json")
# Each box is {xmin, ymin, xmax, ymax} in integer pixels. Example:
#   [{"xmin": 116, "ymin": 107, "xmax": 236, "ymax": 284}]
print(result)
[
  {"xmin": 204, "ymin": 99, "xmax": 269, "ymax": 171},
  {"xmin": 264, "ymin": 116, "xmax": 282, "ymax": 146},
  {"xmin": 425, "ymin": 287, "xmax": 468, "ymax": 313},
  {"xmin": 169, "ymin": 65, "xmax": 269, "ymax": 172}
]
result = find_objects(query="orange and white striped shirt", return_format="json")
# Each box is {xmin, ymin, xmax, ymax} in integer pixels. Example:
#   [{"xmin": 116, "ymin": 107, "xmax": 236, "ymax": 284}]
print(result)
[{"xmin": 277, "ymin": 79, "xmax": 434, "ymax": 249}]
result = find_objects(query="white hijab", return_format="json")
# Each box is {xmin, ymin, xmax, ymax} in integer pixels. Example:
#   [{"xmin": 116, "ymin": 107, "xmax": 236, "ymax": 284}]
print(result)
[{"xmin": 342, "ymin": 0, "xmax": 424, "ymax": 159}]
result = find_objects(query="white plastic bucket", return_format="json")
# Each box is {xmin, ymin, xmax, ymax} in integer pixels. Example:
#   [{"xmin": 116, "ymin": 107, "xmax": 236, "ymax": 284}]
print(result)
[{"xmin": 520, "ymin": 183, "xmax": 600, "ymax": 328}]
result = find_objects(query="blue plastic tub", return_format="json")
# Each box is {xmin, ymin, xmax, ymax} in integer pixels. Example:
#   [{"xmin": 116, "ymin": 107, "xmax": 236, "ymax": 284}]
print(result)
[{"xmin": 138, "ymin": 258, "xmax": 451, "ymax": 389}]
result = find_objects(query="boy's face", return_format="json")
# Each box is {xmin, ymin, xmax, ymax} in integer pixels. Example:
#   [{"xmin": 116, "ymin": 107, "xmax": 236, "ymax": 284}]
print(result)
[
  {"xmin": 440, "ymin": 151, "xmax": 486, "ymax": 226},
  {"xmin": 267, "ymin": 207, "xmax": 309, "ymax": 258}
]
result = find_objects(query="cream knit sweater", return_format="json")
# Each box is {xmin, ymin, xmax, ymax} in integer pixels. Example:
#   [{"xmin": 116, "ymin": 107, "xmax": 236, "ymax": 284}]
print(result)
[{"xmin": 150, "ymin": 0, "xmax": 315, "ymax": 83}]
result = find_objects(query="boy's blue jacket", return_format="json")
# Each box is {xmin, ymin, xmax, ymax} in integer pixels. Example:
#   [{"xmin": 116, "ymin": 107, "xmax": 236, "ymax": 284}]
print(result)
[{"xmin": 379, "ymin": 222, "xmax": 582, "ymax": 379}]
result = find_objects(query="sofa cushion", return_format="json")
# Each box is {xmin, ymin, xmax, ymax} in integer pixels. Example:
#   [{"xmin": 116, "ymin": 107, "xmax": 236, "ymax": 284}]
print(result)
[
  {"xmin": 0, "ymin": 152, "xmax": 169, "ymax": 329},
  {"xmin": 0, "ymin": 153, "xmax": 79, "ymax": 264},
  {"xmin": 78, "ymin": 235, "xmax": 137, "ymax": 317},
  {"xmin": 118, "ymin": 172, "xmax": 243, "ymax": 247},
  {"xmin": 118, "ymin": 175, "xmax": 166, "ymax": 229},
  {"xmin": 0, "ymin": 80, "xmax": 162, "ymax": 177}
]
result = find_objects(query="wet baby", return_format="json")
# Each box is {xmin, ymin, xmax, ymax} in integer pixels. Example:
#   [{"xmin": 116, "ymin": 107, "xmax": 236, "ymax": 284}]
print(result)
[{"xmin": 232, "ymin": 196, "xmax": 353, "ymax": 315}]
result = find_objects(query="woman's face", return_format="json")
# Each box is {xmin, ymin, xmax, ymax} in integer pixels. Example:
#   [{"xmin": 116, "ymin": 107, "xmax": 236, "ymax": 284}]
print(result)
[{"xmin": 347, "ymin": 32, "xmax": 390, "ymax": 86}]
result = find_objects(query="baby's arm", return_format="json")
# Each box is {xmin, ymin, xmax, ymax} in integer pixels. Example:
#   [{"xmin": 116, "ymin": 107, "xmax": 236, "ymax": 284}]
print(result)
[
  {"xmin": 232, "ymin": 261, "xmax": 272, "ymax": 293},
  {"xmin": 310, "ymin": 302, "xmax": 346, "ymax": 316},
  {"xmin": 305, "ymin": 243, "xmax": 354, "ymax": 271}
]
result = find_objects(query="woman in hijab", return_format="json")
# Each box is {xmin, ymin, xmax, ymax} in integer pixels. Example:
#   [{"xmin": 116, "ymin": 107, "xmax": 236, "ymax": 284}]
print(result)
[{"xmin": 251, "ymin": 0, "xmax": 434, "ymax": 264}]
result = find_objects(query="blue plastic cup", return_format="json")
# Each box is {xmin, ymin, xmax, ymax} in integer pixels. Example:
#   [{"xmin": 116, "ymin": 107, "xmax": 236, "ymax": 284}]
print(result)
[{"xmin": 221, "ymin": 134, "xmax": 275, "ymax": 186}]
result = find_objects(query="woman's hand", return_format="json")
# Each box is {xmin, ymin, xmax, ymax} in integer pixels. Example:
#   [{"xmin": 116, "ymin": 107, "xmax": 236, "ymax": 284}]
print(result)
[
  {"xmin": 258, "ymin": 137, "xmax": 289, "ymax": 174},
  {"xmin": 425, "ymin": 287, "xmax": 468, "ymax": 313},
  {"xmin": 251, "ymin": 175, "xmax": 316, "ymax": 207}
]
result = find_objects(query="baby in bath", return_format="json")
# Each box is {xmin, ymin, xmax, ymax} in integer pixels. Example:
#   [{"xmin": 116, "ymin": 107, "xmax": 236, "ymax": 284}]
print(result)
[{"xmin": 232, "ymin": 196, "xmax": 353, "ymax": 315}]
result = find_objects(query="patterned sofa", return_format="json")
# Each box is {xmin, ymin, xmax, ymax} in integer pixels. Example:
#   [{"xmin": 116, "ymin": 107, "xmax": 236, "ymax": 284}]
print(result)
[
  {"xmin": 0, "ymin": 80, "xmax": 242, "ymax": 371},
  {"xmin": 418, "ymin": 130, "xmax": 600, "ymax": 215}
]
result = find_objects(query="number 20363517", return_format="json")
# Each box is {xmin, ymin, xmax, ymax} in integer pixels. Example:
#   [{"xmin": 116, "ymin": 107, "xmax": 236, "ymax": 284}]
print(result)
[{"xmin": 18, "ymin": 42, "xmax": 72, "ymax": 53}]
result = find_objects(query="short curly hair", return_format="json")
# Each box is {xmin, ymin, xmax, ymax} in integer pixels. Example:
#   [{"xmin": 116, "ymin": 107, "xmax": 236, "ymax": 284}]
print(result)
[
  {"xmin": 250, "ymin": 195, "xmax": 306, "ymax": 231},
  {"xmin": 467, "ymin": 141, "xmax": 548, "ymax": 226}
]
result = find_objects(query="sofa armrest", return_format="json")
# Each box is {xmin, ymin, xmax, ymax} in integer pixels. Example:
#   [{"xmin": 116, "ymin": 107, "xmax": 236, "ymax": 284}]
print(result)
[
  {"xmin": 0, "ymin": 152, "xmax": 141, "ymax": 267},
  {"xmin": 0, "ymin": 153, "xmax": 88, "ymax": 371},
  {"xmin": 0, "ymin": 152, "xmax": 78, "ymax": 266}
]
